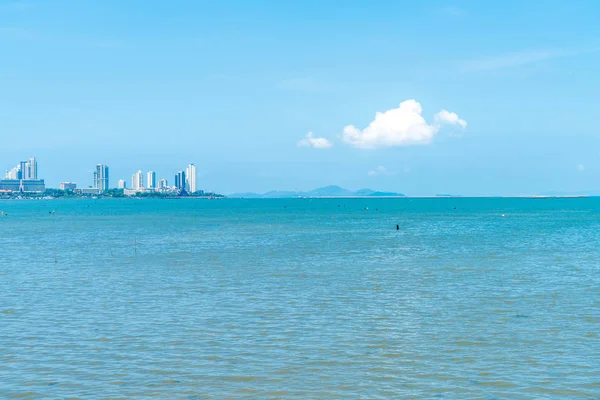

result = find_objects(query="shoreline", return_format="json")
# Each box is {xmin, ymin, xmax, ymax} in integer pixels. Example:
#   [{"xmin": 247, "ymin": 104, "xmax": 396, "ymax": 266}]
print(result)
[{"xmin": 0, "ymin": 195, "xmax": 594, "ymax": 201}]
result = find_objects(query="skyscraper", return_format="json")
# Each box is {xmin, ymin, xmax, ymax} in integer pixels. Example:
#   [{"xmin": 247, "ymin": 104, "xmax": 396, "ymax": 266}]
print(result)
[
  {"xmin": 175, "ymin": 171, "xmax": 186, "ymax": 191},
  {"xmin": 185, "ymin": 163, "xmax": 197, "ymax": 193},
  {"xmin": 93, "ymin": 164, "xmax": 109, "ymax": 191},
  {"xmin": 19, "ymin": 161, "xmax": 27, "ymax": 179},
  {"xmin": 147, "ymin": 171, "xmax": 156, "ymax": 189},
  {"xmin": 28, "ymin": 157, "xmax": 37, "ymax": 179},
  {"xmin": 158, "ymin": 178, "xmax": 168, "ymax": 189},
  {"xmin": 132, "ymin": 170, "xmax": 143, "ymax": 190},
  {"xmin": 118, "ymin": 179, "xmax": 126, "ymax": 189}
]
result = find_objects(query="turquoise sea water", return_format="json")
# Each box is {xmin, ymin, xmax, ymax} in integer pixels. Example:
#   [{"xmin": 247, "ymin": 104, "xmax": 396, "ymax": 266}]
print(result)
[{"xmin": 0, "ymin": 198, "xmax": 598, "ymax": 398}]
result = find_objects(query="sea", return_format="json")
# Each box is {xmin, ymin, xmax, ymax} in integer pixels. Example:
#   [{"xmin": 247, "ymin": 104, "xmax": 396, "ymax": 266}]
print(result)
[{"xmin": 0, "ymin": 198, "xmax": 598, "ymax": 399}]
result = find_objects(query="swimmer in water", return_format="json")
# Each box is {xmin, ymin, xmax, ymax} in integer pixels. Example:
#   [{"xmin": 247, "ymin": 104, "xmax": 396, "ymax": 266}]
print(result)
[{"xmin": 396, "ymin": 224, "xmax": 399, "ymax": 230}]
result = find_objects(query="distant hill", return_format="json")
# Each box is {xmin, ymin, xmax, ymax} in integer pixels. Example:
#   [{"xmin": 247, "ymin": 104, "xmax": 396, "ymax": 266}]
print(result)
[
  {"xmin": 306, "ymin": 185, "xmax": 355, "ymax": 197},
  {"xmin": 229, "ymin": 185, "xmax": 405, "ymax": 198}
]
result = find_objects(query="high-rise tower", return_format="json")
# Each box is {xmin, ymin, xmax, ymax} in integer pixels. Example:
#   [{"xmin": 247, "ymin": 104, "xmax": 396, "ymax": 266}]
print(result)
[
  {"xmin": 93, "ymin": 164, "xmax": 109, "ymax": 191},
  {"xmin": 185, "ymin": 163, "xmax": 197, "ymax": 193},
  {"xmin": 147, "ymin": 171, "xmax": 156, "ymax": 189},
  {"xmin": 28, "ymin": 157, "xmax": 37, "ymax": 179},
  {"xmin": 175, "ymin": 171, "xmax": 186, "ymax": 191},
  {"xmin": 132, "ymin": 170, "xmax": 143, "ymax": 190}
]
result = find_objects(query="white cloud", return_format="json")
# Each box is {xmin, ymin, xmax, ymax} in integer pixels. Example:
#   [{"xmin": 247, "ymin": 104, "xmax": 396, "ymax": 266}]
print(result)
[
  {"xmin": 368, "ymin": 165, "xmax": 395, "ymax": 176},
  {"xmin": 297, "ymin": 132, "xmax": 333, "ymax": 149},
  {"xmin": 434, "ymin": 110, "xmax": 467, "ymax": 128},
  {"xmin": 577, "ymin": 164, "xmax": 585, "ymax": 171},
  {"xmin": 342, "ymin": 100, "xmax": 466, "ymax": 149}
]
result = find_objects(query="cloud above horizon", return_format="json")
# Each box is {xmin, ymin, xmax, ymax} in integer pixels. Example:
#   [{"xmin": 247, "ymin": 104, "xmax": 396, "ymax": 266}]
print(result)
[
  {"xmin": 297, "ymin": 132, "xmax": 333, "ymax": 149},
  {"xmin": 434, "ymin": 109, "xmax": 467, "ymax": 128},
  {"xmin": 342, "ymin": 100, "xmax": 467, "ymax": 149},
  {"xmin": 368, "ymin": 165, "xmax": 395, "ymax": 176}
]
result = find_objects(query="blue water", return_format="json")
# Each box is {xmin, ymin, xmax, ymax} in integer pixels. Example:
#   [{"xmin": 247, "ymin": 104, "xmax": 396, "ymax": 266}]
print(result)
[{"xmin": 1, "ymin": 198, "xmax": 598, "ymax": 398}]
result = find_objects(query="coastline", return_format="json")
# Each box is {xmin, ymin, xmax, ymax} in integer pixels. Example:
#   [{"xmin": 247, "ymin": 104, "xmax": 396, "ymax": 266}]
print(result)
[{"xmin": 1, "ymin": 195, "xmax": 593, "ymax": 201}]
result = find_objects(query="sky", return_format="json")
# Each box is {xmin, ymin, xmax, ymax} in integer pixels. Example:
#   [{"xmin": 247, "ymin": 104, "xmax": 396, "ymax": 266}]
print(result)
[{"xmin": 1, "ymin": 0, "xmax": 600, "ymax": 195}]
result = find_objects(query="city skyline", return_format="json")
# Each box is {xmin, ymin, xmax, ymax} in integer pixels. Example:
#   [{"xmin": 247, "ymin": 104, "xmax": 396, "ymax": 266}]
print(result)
[
  {"xmin": 4, "ymin": 157, "xmax": 38, "ymax": 180},
  {"xmin": 109, "ymin": 163, "xmax": 200, "ymax": 193},
  {"xmin": 2, "ymin": 2, "xmax": 600, "ymax": 196},
  {"xmin": 1, "ymin": 156, "xmax": 202, "ymax": 194},
  {"xmin": 0, "ymin": 156, "xmax": 45, "ymax": 193}
]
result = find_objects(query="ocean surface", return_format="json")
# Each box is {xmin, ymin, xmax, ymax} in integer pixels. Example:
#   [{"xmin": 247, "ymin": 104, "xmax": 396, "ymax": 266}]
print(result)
[{"xmin": 0, "ymin": 198, "xmax": 598, "ymax": 399}]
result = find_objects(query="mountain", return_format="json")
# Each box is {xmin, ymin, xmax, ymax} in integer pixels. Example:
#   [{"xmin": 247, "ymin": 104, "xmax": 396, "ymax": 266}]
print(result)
[
  {"xmin": 229, "ymin": 186, "xmax": 405, "ymax": 198},
  {"xmin": 306, "ymin": 185, "xmax": 354, "ymax": 197},
  {"xmin": 355, "ymin": 188, "xmax": 375, "ymax": 196}
]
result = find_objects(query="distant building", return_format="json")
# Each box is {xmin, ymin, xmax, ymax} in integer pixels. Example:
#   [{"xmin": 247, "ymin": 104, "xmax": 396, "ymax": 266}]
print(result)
[
  {"xmin": 77, "ymin": 188, "xmax": 102, "ymax": 195},
  {"xmin": 93, "ymin": 164, "xmax": 109, "ymax": 191},
  {"xmin": 5, "ymin": 166, "xmax": 19, "ymax": 180},
  {"xmin": 123, "ymin": 189, "xmax": 138, "ymax": 196},
  {"xmin": 118, "ymin": 179, "xmax": 126, "ymax": 189},
  {"xmin": 0, "ymin": 157, "xmax": 44, "ymax": 192},
  {"xmin": 60, "ymin": 182, "xmax": 77, "ymax": 190},
  {"xmin": 132, "ymin": 170, "xmax": 143, "ymax": 191},
  {"xmin": 0, "ymin": 179, "xmax": 45, "ymax": 193},
  {"xmin": 29, "ymin": 157, "xmax": 37, "ymax": 180},
  {"xmin": 175, "ymin": 171, "xmax": 186, "ymax": 191},
  {"xmin": 4, "ymin": 156, "xmax": 37, "ymax": 180},
  {"xmin": 19, "ymin": 161, "xmax": 28, "ymax": 179},
  {"xmin": 147, "ymin": 171, "xmax": 156, "ymax": 189},
  {"xmin": 157, "ymin": 178, "xmax": 168, "ymax": 189},
  {"xmin": 185, "ymin": 163, "xmax": 197, "ymax": 193}
]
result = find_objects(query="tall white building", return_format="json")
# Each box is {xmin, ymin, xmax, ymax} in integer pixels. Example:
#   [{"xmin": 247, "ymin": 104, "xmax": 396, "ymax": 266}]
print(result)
[
  {"xmin": 158, "ymin": 178, "xmax": 168, "ymax": 189},
  {"xmin": 147, "ymin": 171, "xmax": 156, "ymax": 189},
  {"xmin": 185, "ymin": 163, "xmax": 197, "ymax": 193},
  {"xmin": 132, "ymin": 170, "xmax": 143, "ymax": 191},
  {"xmin": 5, "ymin": 166, "xmax": 19, "ymax": 180},
  {"xmin": 118, "ymin": 179, "xmax": 126, "ymax": 189},
  {"xmin": 28, "ymin": 157, "xmax": 37, "ymax": 179}
]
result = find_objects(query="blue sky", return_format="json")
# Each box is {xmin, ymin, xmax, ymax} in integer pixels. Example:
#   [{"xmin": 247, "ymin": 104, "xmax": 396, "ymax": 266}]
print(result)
[{"xmin": 1, "ymin": 0, "xmax": 600, "ymax": 195}]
